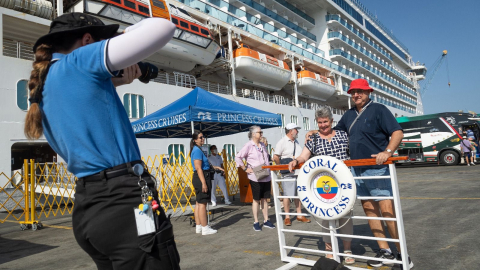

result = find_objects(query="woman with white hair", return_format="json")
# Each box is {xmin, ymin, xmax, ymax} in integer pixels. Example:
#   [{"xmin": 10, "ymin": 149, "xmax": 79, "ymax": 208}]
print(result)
[
  {"xmin": 288, "ymin": 107, "xmax": 355, "ymax": 265},
  {"xmin": 235, "ymin": 126, "xmax": 275, "ymax": 232}
]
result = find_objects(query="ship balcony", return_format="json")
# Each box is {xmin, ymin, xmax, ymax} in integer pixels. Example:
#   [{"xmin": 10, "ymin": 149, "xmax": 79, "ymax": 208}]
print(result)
[
  {"xmin": 348, "ymin": 0, "xmax": 409, "ymax": 54},
  {"xmin": 328, "ymin": 32, "xmax": 413, "ymax": 86},
  {"xmin": 326, "ymin": 15, "xmax": 392, "ymax": 61},
  {"xmin": 188, "ymin": 0, "xmax": 322, "ymax": 55},
  {"xmin": 329, "ymin": 49, "xmax": 417, "ymax": 98},
  {"xmin": 177, "ymin": 0, "xmax": 324, "ymax": 57},
  {"xmin": 230, "ymin": 0, "xmax": 316, "ymax": 42},
  {"xmin": 326, "ymin": 14, "xmax": 411, "ymax": 68},
  {"xmin": 263, "ymin": 0, "xmax": 315, "ymax": 26}
]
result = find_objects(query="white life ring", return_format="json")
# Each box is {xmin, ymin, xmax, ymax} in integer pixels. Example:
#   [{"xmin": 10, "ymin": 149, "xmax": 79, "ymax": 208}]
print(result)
[{"xmin": 297, "ymin": 155, "xmax": 356, "ymax": 220}]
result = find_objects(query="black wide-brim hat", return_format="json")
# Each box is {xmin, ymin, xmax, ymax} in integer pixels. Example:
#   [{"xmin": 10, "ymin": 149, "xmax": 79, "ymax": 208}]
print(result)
[{"xmin": 33, "ymin": 12, "xmax": 119, "ymax": 52}]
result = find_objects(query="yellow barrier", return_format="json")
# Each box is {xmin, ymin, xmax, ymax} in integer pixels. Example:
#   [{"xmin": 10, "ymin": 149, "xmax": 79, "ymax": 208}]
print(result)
[
  {"xmin": 0, "ymin": 161, "xmax": 28, "ymax": 223},
  {"xmin": 0, "ymin": 151, "xmax": 245, "ymax": 227}
]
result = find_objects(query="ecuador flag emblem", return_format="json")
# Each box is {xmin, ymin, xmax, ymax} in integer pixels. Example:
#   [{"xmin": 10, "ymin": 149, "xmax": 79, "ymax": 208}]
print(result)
[{"xmin": 315, "ymin": 175, "xmax": 338, "ymax": 200}]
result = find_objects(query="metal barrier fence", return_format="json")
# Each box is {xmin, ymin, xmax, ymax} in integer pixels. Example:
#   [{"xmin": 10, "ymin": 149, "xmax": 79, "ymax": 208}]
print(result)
[{"xmin": 0, "ymin": 150, "xmax": 242, "ymax": 228}]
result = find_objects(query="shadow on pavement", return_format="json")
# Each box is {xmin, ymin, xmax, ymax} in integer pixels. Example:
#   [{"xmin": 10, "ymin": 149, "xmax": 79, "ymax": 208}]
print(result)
[{"xmin": 0, "ymin": 235, "xmax": 58, "ymax": 264}]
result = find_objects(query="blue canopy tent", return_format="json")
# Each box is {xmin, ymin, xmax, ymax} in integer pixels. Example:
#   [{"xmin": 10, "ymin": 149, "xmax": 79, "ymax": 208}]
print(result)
[{"xmin": 132, "ymin": 87, "xmax": 282, "ymax": 138}]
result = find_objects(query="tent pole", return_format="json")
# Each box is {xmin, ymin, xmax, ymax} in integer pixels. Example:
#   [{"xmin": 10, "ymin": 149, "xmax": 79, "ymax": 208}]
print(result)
[{"xmin": 191, "ymin": 121, "xmax": 194, "ymax": 134}]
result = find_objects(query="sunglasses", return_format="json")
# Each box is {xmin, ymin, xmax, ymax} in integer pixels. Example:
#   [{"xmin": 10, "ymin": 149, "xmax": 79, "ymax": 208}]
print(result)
[
  {"xmin": 198, "ymin": 136, "xmax": 205, "ymax": 139},
  {"xmin": 257, "ymin": 131, "xmax": 263, "ymax": 134},
  {"xmin": 350, "ymin": 90, "xmax": 369, "ymax": 95}
]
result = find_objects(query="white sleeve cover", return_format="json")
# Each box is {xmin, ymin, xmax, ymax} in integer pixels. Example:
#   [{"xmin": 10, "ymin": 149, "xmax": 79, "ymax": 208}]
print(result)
[{"xmin": 106, "ymin": 18, "xmax": 176, "ymax": 71}]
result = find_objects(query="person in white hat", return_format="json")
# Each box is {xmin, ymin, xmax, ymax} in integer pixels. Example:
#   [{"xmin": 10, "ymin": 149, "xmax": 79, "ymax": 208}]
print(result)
[{"xmin": 274, "ymin": 123, "xmax": 311, "ymax": 226}]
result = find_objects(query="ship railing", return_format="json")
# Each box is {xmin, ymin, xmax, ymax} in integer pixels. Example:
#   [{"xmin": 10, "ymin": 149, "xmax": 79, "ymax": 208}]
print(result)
[
  {"xmin": 2, "ymin": 39, "xmax": 35, "ymax": 61},
  {"xmin": 152, "ymin": 71, "xmax": 231, "ymax": 95},
  {"xmin": 196, "ymin": 80, "xmax": 231, "ymax": 95},
  {"xmin": 173, "ymin": 71, "xmax": 197, "ymax": 88}
]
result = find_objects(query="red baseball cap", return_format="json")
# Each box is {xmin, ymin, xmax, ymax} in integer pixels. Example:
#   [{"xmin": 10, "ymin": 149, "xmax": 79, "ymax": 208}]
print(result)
[{"xmin": 347, "ymin": 79, "xmax": 373, "ymax": 94}]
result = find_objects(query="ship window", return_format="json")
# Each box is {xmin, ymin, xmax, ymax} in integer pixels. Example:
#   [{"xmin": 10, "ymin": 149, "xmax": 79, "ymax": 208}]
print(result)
[
  {"xmin": 223, "ymin": 144, "xmax": 237, "ymax": 160},
  {"xmin": 124, "ymin": 0, "xmax": 136, "ymax": 9},
  {"xmin": 111, "ymin": 0, "xmax": 120, "ymax": 3},
  {"xmin": 277, "ymin": 113, "xmax": 285, "ymax": 129},
  {"xmin": 201, "ymin": 29, "xmax": 209, "ymax": 36},
  {"xmin": 190, "ymin": 25, "xmax": 199, "ymax": 32},
  {"xmin": 290, "ymin": 115, "xmax": 298, "ymax": 126},
  {"xmin": 16, "ymin": 80, "xmax": 29, "ymax": 111},
  {"xmin": 303, "ymin": 117, "xmax": 310, "ymax": 130},
  {"xmin": 152, "ymin": 0, "xmax": 165, "ymax": 9},
  {"xmin": 123, "ymin": 93, "xmax": 146, "ymax": 119},
  {"xmin": 138, "ymin": 5, "xmax": 149, "ymax": 14},
  {"xmin": 172, "ymin": 18, "xmax": 179, "ymax": 25},
  {"xmin": 180, "ymin": 21, "xmax": 188, "ymax": 28},
  {"xmin": 167, "ymin": 144, "xmax": 185, "ymax": 165}
]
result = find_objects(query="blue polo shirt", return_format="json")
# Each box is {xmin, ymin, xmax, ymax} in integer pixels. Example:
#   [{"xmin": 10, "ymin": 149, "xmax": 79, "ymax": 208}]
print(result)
[
  {"xmin": 191, "ymin": 146, "xmax": 210, "ymax": 171},
  {"xmin": 334, "ymin": 99, "xmax": 402, "ymax": 160},
  {"xmin": 40, "ymin": 40, "xmax": 141, "ymax": 178}
]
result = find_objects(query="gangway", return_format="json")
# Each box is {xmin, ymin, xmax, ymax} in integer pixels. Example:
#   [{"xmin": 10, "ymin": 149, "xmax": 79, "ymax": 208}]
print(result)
[{"xmin": 263, "ymin": 156, "xmax": 411, "ymax": 270}]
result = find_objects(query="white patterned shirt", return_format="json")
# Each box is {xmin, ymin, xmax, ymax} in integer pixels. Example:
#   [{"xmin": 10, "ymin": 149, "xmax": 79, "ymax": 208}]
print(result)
[{"xmin": 305, "ymin": 130, "xmax": 350, "ymax": 161}]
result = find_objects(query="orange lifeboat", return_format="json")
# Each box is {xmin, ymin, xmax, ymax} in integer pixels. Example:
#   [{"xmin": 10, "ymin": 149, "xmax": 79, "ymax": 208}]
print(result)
[
  {"xmin": 297, "ymin": 69, "xmax": 336, "ymax": 101},
  {"xmin": 71, "ymin": 0, "xmax": 220, "ymax": 72},
  {"xmin": 233, "ymin": 44, "xmax": 291, "ymax": 91}
]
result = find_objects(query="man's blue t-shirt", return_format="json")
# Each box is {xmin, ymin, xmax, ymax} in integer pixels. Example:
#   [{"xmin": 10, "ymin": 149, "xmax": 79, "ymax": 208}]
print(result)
[
  {"xmin": 334, "ymin": 99, "xmax": 402, "ymax": 160},
  {"xmin": 41, "ymin": 40, "xmax": 141, "ymax": 178},
  {"xmin": 191, "ymin": 146, "xmax": 210, "ymax": 171}
]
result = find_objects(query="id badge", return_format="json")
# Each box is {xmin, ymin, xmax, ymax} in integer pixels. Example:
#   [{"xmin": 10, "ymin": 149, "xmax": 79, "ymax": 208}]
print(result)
[{"xmin": 134, "ymin": 207, "xmax": 156, "ymax": 236}]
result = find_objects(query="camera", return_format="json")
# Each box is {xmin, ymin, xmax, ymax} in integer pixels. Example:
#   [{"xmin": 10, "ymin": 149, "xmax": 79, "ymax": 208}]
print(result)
[{"xmin": 117, "ymin": 62, "xmax": 158, "ymax": 84}]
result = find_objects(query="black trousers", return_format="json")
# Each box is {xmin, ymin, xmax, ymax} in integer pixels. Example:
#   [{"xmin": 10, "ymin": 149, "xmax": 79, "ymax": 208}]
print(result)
[{"xmin": 73, "ymin": 171, "xmax": 180, "ymax": 270}]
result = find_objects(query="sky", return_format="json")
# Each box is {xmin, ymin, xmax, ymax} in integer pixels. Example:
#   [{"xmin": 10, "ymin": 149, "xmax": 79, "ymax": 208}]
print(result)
[{"xmin": 359, "ymin": 0, "xmax": 480, "ymax": 115}]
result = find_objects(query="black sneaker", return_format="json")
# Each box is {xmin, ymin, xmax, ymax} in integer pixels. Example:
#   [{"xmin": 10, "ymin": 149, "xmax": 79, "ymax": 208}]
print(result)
[
  {"xmin": 392, "ymin": 253, "xmax": 414, "ymax": 269},
  {"xmin": 367, "ymin": 249, "xmax": 395, "ymax": 267}
]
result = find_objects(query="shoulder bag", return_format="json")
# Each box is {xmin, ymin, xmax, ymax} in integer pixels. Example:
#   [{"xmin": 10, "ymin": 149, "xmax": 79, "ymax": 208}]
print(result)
[
  {"xmin": 195, "ymin": 146, "xmax": 215, "ymax": 181},
  {"xmin": 249, "ymin": 144, "xmax": 270, "ymax": 180}
]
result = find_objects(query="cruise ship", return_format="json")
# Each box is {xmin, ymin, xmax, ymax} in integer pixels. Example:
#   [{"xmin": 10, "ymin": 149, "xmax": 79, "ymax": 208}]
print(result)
[{"xmin": 0, "ymin": 0, "xmax": 427, "ymax": 182}]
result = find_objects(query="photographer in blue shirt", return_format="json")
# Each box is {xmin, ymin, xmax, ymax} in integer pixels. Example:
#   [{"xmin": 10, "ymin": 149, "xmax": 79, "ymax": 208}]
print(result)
[{"xmin": 25, "ymin": 13, "xmax": 179, "ymax": 270}]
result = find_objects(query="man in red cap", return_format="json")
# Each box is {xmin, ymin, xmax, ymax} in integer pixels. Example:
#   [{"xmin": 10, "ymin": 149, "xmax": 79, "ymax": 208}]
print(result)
[
  {"xmin": 306, "ymin": 78, "xmax": 411, "ymax": 268},
  {"xmin": 338, "ymin": 79, "xmax": 411, "ymax": 268}
]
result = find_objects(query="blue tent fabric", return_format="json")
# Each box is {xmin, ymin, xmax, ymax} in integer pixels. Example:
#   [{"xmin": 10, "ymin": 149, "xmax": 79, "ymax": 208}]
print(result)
[{"xmin": 132, "ymin": 87, "xmax": 282, "ymax": 138}]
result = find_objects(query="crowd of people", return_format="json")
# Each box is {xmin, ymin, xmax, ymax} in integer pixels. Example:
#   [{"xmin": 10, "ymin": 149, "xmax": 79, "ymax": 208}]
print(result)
[
  {"xmin": 28, "ymin": 13, "xmax": 417, "ymax": 268},
  {"xmin": 189, "ymin": 78, "xmax": 413, "ymax": 268}
]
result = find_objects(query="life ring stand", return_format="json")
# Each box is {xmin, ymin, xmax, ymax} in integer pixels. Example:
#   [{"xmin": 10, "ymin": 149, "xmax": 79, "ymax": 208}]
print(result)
[{"xmin": 296, "ymin": 156, "xmax": 356, "ymax": 221}]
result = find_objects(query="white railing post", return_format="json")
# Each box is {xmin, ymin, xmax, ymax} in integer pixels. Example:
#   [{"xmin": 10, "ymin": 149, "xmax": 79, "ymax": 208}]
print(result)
[{"xmin": 389, "ymin": 163, "xmax": 409, "ymax": 270}]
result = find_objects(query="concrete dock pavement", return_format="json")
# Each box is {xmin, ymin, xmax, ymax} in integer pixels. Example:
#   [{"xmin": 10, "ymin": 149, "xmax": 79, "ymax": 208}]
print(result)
[{"xmin": 1, "ymin": 164, "xmax": 480, "ymax": 270}]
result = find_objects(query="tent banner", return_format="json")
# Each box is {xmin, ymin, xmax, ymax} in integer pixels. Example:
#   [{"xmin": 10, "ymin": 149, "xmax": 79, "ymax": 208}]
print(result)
[
  {"xmin": 132, "ymin": 111, "xmax": 190, "ymax": 133},
  {"xmin": 191, "ymin": 108, "xmax": 281, "ymax": 126}
]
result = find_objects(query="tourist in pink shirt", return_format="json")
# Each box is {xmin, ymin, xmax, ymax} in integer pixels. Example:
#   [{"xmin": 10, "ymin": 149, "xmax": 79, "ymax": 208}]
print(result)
[{"xmin": 236, "ymin": 125, "xmax": 275, "ymax": 231}]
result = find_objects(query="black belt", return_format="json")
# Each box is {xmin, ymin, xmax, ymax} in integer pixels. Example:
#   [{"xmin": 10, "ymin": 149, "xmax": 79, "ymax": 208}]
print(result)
[{"xmin": 79, "ymin": 160, "xmax": 144, "ymax": 182}]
